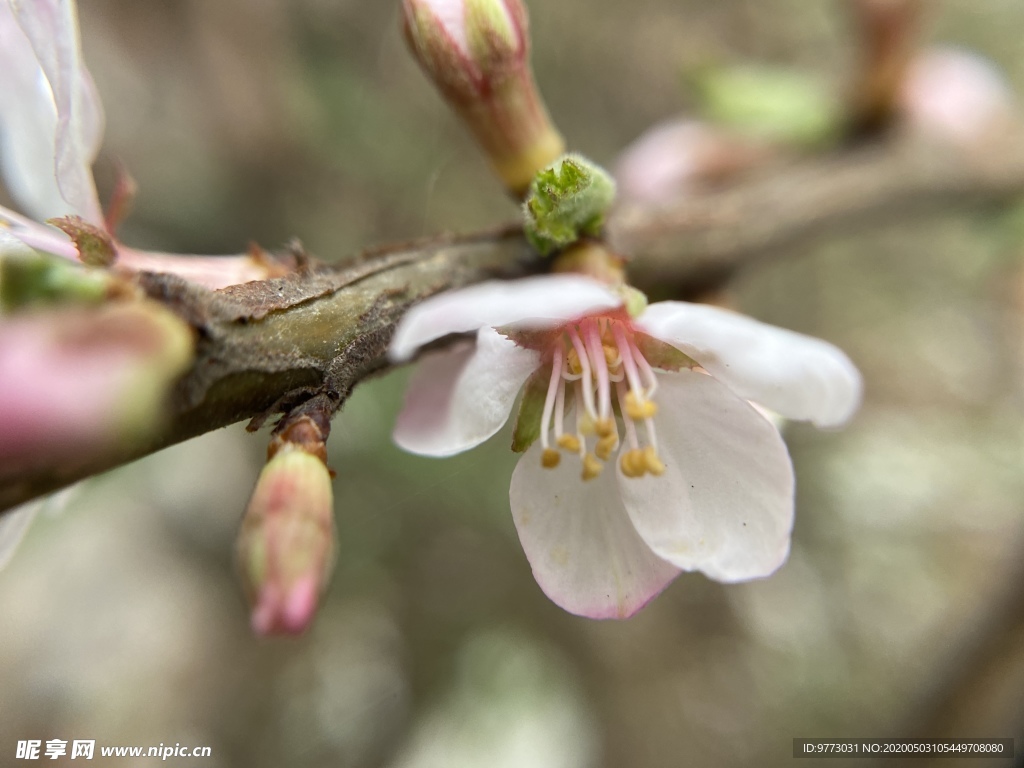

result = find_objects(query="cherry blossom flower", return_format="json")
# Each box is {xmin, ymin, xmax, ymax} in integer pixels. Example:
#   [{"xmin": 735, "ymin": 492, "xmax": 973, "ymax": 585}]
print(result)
[
  {"xmin": 388, "ymin": 274, "xmax": 861, "ymax": 618},
  {"xmin": 0, "ymin": 0, "xmax": 274, "ymax": 288}
]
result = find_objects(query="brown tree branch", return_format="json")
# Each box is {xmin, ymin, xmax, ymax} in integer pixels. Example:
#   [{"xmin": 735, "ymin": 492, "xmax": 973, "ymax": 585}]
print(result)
[{"xmin": 3, "ymin": 129, "xmax": 1024, "ymax": 514}]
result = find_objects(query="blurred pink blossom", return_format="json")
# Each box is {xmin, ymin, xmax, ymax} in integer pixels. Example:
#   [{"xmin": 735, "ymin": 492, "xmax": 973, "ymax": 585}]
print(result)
[
  {"xmin": 615, "ymin": 119, "xmax": 768, "ymax": 204},
  {"xmin": 899, "ymin": 47, "xmax": 1015, "ymax": 146}
]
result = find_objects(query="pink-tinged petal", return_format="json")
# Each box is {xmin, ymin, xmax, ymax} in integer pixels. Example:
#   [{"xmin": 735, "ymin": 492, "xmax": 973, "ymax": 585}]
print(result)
[
  {"xmin": 0, "ymin": 205, "xmax": 78, "ymax": 259},
  {"xmin": 118, "ymin": 247, "xmax": 279, "ymax": 290},
  {"xmin": 0, "ymin": 504, "xmax": 37, "ymax": 570},
  {"xmin": 900, "ymin": 47, "xmax": 1014, "ymax": 146},
  {"xmin": 394, "ymin": 326, "xmax": 540, "ymax": 456},
  {"xmin": 617, "ymin": 369, "xmax": 795, "ymax": 582},
  {"xmin": 389, "ymin": 275, "xmax": 621, "ymax": 362},
  {"xmin": 635, "ymin": 301, "xmax": 862, "ymax": 427},
  {"xmin": 418, "ymin": 0, "xmax": 471, "ymax": 57},
  {"xmin": 510, "ymin": 438, "xmax": 681, "ymax": 619},
  {"xmin": 7, "ymin": 0, "xmax": 103, "ymax": 224}
]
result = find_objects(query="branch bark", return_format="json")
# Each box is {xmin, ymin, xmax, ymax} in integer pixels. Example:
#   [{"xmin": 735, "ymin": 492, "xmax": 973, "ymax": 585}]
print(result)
[{"xmin": 3, "ymin": 129, "xmax": 1024, "ymax": 513}]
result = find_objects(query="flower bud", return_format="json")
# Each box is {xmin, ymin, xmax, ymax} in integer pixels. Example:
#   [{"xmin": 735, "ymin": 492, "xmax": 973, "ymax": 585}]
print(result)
[
  {"xmin": 236, "ymin": 446, "xmax": 336, "ymax": 636},
  {"xmin": 402, "ymin": 0, "xmax": 564, "ymax": 195},
  {"xmin": 0, "ymin": 300, "xmax": 194, "ymax": 471}
]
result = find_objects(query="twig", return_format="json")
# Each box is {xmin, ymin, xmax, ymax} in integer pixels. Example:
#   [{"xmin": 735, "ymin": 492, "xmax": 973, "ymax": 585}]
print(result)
[{"xmin": 2, "ymin": 129, "xmax": 1024, "ymax": 513}]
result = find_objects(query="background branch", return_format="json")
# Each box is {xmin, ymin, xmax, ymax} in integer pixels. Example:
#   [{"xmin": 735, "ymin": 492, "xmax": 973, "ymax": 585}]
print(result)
[{"xmin": 3, "ymin": 128, "xmax": 1024, "ymax": 514}]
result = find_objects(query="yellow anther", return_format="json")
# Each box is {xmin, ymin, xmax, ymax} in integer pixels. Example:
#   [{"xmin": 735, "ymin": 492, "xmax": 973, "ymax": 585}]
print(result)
[
  {"xmin": 566, "ymin": 347, "xmax": 582, "ymax": 375},
  {"xmin": 596, "ymin": 434, "xmax": 618, "ymax": 461},
  {"xmin": 620, "ymin": 449, "xmax": 645, "ymax": 478},
  {"xmin": 541, "ymin": 448, "xmax": 561, "ymax": 469},
  {"xmin": 581, "ymin": 452, "xmax": 603, "ymax": 481},
  {"xmin": 595, "ymin": 418, "xmax": 616, "ymax": 438},
  {"xmin": 643, "ymin": 446, "xmax": 666, "ymax": 476},
  {"xmin": 557, "ymin": 434, "xmax": 581, "ymax": 453},
  {"xmin": 578, "ymin": 414, "xmax": 596, "ymax": 437},
  {"xmin": 624, "ymin": 391, "xmax": 658, "ymax": 421}
]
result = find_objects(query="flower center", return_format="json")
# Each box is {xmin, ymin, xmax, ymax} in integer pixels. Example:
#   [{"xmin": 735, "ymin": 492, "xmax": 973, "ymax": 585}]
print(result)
[{"xmin": 538, "ymin": 317, "xmax": 666, "ymax": 481}]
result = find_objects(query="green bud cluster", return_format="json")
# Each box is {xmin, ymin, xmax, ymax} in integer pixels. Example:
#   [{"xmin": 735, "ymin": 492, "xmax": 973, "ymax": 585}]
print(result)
[{"xmin": 523, "ymin": 154, "xmax": 617, "ymax": 256}]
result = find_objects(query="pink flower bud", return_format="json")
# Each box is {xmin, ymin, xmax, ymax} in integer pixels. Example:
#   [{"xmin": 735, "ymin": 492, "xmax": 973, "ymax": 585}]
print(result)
[
  {"xmin": 0, "ymin": 301, "xmax": 194, "ymax": 472},
  {"xmin": 614, "ymin": 119, "xmax": 770, "ymax": 204},
  {"xmin": 236, "ymin": 447, "xmax": 336, "ymax": 636},
  {"xmin": 401, "ymin": 0, "xmax": 564, "ymax": 195}
]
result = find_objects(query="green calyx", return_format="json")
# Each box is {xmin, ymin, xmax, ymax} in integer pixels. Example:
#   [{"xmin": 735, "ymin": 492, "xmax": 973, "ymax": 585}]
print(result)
[{"xmin": 523, "ymin": 154, "xmax": 617, "ymax": 256}]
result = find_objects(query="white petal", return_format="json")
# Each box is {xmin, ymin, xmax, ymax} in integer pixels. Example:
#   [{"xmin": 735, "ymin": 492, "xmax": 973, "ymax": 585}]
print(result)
[
  {"xmin": 617, "ymin": 369, "xmax": 795, "ymax": 582},
  {"xmin": 635, "ymin": 301, "xmax": 862, "ymax": 427},
  {"xmin": 0, "ymin": 504, "xmax": 38, "ymax": 571},
  {"xmin": 389, "ymin": 275, "xmax": 621, "ymax": 362},
  {"xmin": 510, "ymin": 439, "xmax": 681, "ymax": 619},
  {"xmin": 4, "ymin": 0, "xmax": 103, "ymax": 224},
  {"xmin": 0, "ymin": 1, "xmax": 60, "ymax": 220},
  {"xmin": 393, "ymin": 326, "xmax": 540, "ymax": 457}
]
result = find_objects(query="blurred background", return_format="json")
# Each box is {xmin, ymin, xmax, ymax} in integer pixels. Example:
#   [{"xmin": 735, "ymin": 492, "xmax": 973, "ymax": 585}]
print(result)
[{"xmin": 2, "ymin": 0, "xmax": 1024, "ymax": 765}]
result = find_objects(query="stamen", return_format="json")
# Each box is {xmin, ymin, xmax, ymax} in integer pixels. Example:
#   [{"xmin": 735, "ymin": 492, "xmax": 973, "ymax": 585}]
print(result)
[
  {"xmin": 539, "ymin": 346, "xmax": 563, "ymax": 451},
  {"xmin": 581, "ymin": 453, "xmax": 603, "ymax": 481},
  {"xmin": 574, "ymin": 389, "xmax": 588, "ymax": 457},
  {"xmin": 624, "ymin": 391, "xmax": 658, "ymax": 421},
  {"xmin": 643, "ymin": 446, "xmax": 666, "ymax": 476},
  {"xmin": 554, "ymin": 364, "xmax": 567, "ymax": 439},
  {"xmin": 542, "ymin": 448, "xmax": 561, "ymax": 468},
  {"xmin": 596, "ymin": 433, "xmax": 618, "ymax": 461},
  {"xmin": 567, "ymin": 327, "xmax": 599, "ymax": 422},
  {"xmin": 615, "ymin": 380, "xmax": 641, "ymax": 451},
  {"xmin": 620, "ymin": 449, "xmax": 645, "ymax": 478},
  {"xmin": 630, "ymin": 339, "xmax": 659, "ymax": 399},
  {"xmin": 557, "ymin": 434, "xmax": 581, "ymax": 453},
  {"xmin": 584, "ymin": 321, "xmax": 612, "ymax": 423},
  {"xmin": 612, "ymin": 323, "xmax": 646, "ymax": 398}
]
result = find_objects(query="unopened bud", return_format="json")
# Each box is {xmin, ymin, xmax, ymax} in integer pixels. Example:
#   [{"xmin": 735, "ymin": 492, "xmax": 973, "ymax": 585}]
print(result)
[
  {"xmin": 0, "ymin": 300, "xmax": 194, "ymax": 471},
  {"xmin": 402, "ymin": 0, "xmax": 564, "ymax": 194},
  {"xmin": 237, "ymin": 447, "xmax": 336, "ymax": 636}
]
